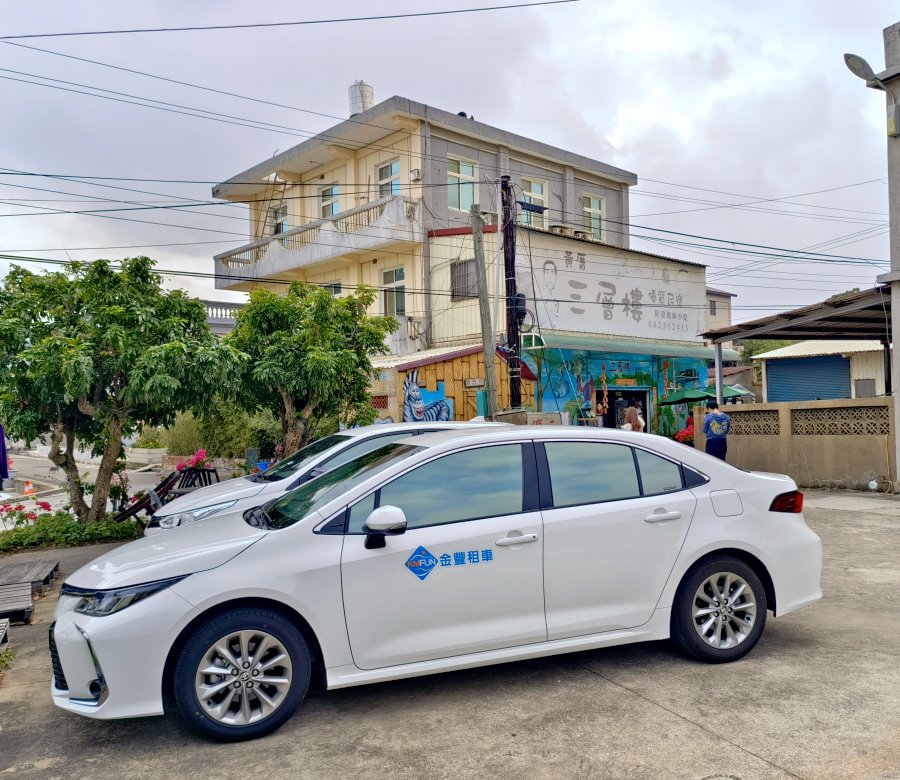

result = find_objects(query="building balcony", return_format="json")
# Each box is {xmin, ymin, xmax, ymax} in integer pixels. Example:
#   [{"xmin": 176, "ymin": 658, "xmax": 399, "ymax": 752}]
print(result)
[{"xmin": 214, "ymin": 195, "xmax": 423, "ymax": 291}]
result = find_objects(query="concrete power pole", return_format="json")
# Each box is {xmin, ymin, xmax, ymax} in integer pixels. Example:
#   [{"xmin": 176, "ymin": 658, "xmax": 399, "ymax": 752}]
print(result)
[
  {"xmin": 471, "ymin": 204, "xmax": 498, "ymax": 419},
  {"xmin": 872, "ymin": 23, "xmax": 900, "ymax": 490}
]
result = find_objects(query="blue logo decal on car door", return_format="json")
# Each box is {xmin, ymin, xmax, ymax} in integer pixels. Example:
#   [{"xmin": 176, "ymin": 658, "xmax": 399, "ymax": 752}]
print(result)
[{"xmin": 405, "ymin": 546, "xmax": 438, "ymax": 581}]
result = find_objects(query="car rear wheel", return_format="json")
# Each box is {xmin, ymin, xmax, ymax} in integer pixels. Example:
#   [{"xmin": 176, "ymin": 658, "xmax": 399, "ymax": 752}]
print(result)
[
  {"xmin": 173, "ymin": 607, "xmax": 311, "ymax": 741},
  {"xmin": 671, "ymin": 556, "xmax": 767, "ymax": 663}
]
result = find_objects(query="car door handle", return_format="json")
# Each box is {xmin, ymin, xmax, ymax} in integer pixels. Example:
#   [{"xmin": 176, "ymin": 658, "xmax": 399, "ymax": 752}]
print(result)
[
  {"xmin": 495, "ymin": 533, "xmax": 539, "ymax": 546},
  {"xmin": 644, "ymin": 510, "xmax": 682, "ymax": 523}
]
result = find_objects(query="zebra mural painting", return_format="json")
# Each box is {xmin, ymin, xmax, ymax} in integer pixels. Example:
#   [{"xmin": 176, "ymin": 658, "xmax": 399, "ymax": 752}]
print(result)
[{"xmin": 402, "ymin": 370, "xmax": 452, "ymax": 422}]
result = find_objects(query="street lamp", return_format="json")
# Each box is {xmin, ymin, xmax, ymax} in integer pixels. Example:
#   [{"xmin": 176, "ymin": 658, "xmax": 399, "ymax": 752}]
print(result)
[{"xmin": 844, "ymin": 52, "xmax": 900, "ymax": 137}]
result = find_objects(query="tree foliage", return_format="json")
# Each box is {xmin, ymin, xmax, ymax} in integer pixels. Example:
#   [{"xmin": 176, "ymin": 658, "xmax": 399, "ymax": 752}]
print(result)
[
  {"xmin": 225, "ymin": 282, "xmax": 397, "ymax": 454},
  {"xmin": 0, "ymin": 258, "xmax": 244, "ymax": 523},
  {"xmin": 735, "ymin": 339, "xmax": 800, "ymax": 362}
]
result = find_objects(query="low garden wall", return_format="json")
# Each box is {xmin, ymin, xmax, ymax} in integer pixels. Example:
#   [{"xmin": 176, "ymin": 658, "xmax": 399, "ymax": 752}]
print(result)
[{"xmin": 694, "ymin": 398, "xmax": 896, "ymax": 491}]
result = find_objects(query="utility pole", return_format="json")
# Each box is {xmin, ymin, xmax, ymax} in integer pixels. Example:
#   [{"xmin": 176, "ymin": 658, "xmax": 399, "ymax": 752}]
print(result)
[
  {"xmin": 849, "ymin": 22, "xmax": 900, "ymax": 490},
  {"xmin": 501, "ymin": 175, "xmax": 522, "ymax": 408},
  {"xmin": 471, "ymin": 204, "xmax": 498, "ymax": 419}
]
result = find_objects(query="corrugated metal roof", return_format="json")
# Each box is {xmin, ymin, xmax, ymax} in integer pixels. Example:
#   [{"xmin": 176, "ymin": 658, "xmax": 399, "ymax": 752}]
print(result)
[
  {"xmin": 536, "ymin": 331, "xmax": 741, "ymax": 361},
  {"xmin": 753, "ymin": 339, "xmax": 885, "ymax": 360},
  {"xmin": 371, "ymin": 343, "xmax": 483, "ymax": 370}
]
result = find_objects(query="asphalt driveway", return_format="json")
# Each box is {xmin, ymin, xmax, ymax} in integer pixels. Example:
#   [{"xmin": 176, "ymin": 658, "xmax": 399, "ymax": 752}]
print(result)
[{"xmin": 0, "ymin": 490, "xmax": 898, "ymax": 780}]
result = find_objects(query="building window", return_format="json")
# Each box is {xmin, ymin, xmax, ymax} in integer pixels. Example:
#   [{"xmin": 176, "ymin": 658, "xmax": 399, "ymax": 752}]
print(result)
[
  {"xmin": 855, "ymin": 379, "xmax": 876, "ymax": 398},
  {"xmin": 322, "ymin": 281, "xmax": 341, "ymax": 296},
  {"xmin": 451, "ymin": 259, "xmax": 477, "ymax": 302},
  {"xmin": 448, "ymin": 158, "xmax": 476, "ymax": 212},
  {"xmin": 320, "ymin": 184, "xmax": 340, "ymax": 218},
  {"xmin": 583, "ymin": 195, "xmax": 602, "ymax": 240},
  {"xmin": 382, "ymin": 267, "xmax": 406, "ymax": 316},
  {"xmin": 519, "ymin": 178, "xmax": 546, "ymax": 228},
  {"xmin": 270, "ymin": 203, "xmax": 288, "ymax": 235},
  {"xmin": 378, "ymin": 160, "xmax": 401, "ymax": 196},
  {"xmin": 709, "ymin": 300, "xmax": 717, "ymax": 316}
]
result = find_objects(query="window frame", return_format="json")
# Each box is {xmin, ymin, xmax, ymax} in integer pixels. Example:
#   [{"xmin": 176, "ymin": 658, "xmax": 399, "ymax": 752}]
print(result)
[
  {"xmin": 378, "ymin": 159, "xmax": 401, "ymax": 196},
  {"xmin": 319, "ymin": 183, "xmax": 340, "ymax": 218},
  {"xmin": 382, "ymin": 266, "xmax": 406, "ymax": 317},
  {"xmin": 343, "ymin": 441, "xmax": 540, "ymax": 534},
  {"xmin": 447, "ymin": 157, "xmax": 477, "ymax": 212},
  {"xmin": 322, "ymin": 281, "xmax": 342, "ymax": 297},
  {"xmin": 709, "ymin": 299, "xmax": 718, "ymax": 316},
  {"xmin": 450, "ymin": 258, "xmax": 478, "ymax": 302},
  {"xmin": 582, "ymin": 195, "xmax": 603, "ymax": 240},
  {"xmin": 520, "ymin": 178, "xmax": 547, "ymax": 229},
  {"xmin": 534, "ymin": 440, "xmax": 707, "ymax": 511},
  {"xmin": 270, "ymin": 202, "xmax": 288, "ymax": 236}
]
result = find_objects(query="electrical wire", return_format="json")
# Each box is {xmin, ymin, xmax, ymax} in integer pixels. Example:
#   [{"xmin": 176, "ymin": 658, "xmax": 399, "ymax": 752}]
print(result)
[{"xmin": 0, "ymin": 2, "xmax": 580, "ymax": 40}]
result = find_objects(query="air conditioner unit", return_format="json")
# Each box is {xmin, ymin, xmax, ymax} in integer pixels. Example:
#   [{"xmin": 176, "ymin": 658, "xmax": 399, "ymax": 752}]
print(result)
[
  {"xmin": 410, "ymin": 168, "xmax": 422, "ymax": 182},
  {"xmin": 549, "ymin": 224, "xmax": 572, "ymax": 236},
  {"xmin": 573, "ymin": 230, "xmax": 588, "ymax": 240}
]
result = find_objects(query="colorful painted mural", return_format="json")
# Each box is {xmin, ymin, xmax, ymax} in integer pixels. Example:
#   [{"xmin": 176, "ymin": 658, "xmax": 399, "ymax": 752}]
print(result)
[
  {"xmin": 401, "ymin": 369, "xmax": 453, "ymax": 422},
  {"xmin": 522, "ymin": 348, "xmax": 706, "ymax": 436}
]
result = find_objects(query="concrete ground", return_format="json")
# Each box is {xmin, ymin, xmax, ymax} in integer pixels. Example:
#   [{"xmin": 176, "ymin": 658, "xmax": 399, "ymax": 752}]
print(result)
[{"xmin": 0, "ymin": 490, "xmax": 898, "ymax": 780}]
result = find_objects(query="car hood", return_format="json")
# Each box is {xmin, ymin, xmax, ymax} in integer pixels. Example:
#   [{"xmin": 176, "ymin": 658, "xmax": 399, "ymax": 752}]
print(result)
[
  {"xmin": 65, "ymin": 511, "xmax": 266, "ymax": 590},
  {"xmin": 154, "ymin": 477, "xmax": 269, "ymax": 515}
]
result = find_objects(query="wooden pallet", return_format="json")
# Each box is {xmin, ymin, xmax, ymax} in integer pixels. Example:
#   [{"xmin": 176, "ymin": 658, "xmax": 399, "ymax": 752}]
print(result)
[
  {"xmin": 0, "ymin": 618, "xmax": 9, "ymax": 649},
  {"xmin": 0, "ymin": 582, "xmax": 33, "ymax": 624},
  {"xmin": 0, "ymin": 560, "xmax": 61, "ymax": 595}
]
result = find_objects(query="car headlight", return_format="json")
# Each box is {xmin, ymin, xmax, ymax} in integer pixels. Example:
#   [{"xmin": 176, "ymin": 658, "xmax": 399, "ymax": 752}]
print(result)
[
  {"xmin": 61, "ymin": 576, "xmax": 187, "ymax": 617},
  {"xmin": 150, "ymin": 500, "xmax": 238, "ymax": 530}
]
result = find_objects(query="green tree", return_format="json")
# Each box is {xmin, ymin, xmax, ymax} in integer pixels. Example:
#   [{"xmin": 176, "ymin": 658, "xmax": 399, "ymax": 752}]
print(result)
[
  {"xmin": 226, "ymin": 282, "xmax": 397, "ymax": 454},
  {"xmin": 0, "ymin": 258, "xmax": 243, "ymax": 523}
]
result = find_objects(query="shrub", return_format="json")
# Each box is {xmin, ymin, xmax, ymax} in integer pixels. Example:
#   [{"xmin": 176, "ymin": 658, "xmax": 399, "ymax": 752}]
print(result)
[
  {"xmin": 0, "ymin": 510, "xmax": 142, "ymax": 554},
  {"xmin": 163, "ymin": 413, "xmax": 203, "ymax": 456},
  {"xmin": 133, "ymin": 425, "xmax": 165, "ymax": 449}
]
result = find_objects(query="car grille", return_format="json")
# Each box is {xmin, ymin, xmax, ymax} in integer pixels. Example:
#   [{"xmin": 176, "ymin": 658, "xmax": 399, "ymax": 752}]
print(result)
[{"xmin": 48, "ymin": 622, "xmax": 68, "ymax": 691}]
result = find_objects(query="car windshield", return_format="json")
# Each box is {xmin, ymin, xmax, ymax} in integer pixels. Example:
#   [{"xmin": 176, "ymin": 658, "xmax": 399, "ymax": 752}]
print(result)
[
  {"xmin": 250, "ymin": 434, "xmax": 350, "ymax": 482},
  {"xmin": 262, "ymin": 443, "xmax": 422, "ymax": 530}
]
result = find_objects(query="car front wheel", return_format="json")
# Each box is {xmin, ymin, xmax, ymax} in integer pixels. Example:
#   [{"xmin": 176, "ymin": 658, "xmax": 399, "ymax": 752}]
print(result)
[
  {"xmin": 671, "ymin": 557, "xmax": 767, "ymax": 663},
  {"xmin": 173, "ymin": 607, "xmax": 311, "ymax": 741}
]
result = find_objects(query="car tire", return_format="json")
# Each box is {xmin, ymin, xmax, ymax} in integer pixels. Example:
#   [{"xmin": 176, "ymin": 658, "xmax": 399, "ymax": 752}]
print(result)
[
  {"xmin": 173, "ymin": 607, "xmax": 311, "ymax": 741},
  {"xmin": 671, "ymin": 556, "xmax": 767, "ymax": 664}
]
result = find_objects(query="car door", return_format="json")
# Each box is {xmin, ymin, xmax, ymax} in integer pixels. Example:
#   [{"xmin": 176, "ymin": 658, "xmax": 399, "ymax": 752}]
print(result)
[
  {"xmin": 340, "ymin": 442, "xmax": 546, "ymax": 670},
  {"xmin": 539, "ymin": 441, "xmax": 697, "ymax": 640}
]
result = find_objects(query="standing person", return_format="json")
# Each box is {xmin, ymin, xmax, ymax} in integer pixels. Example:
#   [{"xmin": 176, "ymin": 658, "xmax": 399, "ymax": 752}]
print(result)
[
  {"xmin": 622, "ymin": 406, "xmax": 645, "ymax": 432},
  {"xmin": 703, "ymin": 400, "xmax": 731, "ymax": 460}
]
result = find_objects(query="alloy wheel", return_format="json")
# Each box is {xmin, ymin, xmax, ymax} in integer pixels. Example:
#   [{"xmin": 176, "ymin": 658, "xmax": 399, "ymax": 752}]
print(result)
[
  {"xmin": 691, "ymin": 572, "xmax": 757, "ymax": 650},
  {"xmin": 194, "ymin": 629, "xmax": 293, "ymax": 726}
]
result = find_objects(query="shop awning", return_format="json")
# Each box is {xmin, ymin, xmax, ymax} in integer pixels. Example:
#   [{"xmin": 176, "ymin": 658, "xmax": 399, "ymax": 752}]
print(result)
[{"xmin": 527, "ymin": 331, "xmax": 741, "ymax": 361}]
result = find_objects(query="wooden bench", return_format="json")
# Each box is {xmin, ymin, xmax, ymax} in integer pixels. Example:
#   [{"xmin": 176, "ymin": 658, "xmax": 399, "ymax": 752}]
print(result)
[
  {"xmin": 0, "ymin": 582, "xmax": 33, "ymax": 624},
  {"xmin": 0, "ymin": 560, "xmax": 61, "ymax": 595},
  {"xmin": 0, "ymin": 618, "xmax": 9, "ymax": 650}
]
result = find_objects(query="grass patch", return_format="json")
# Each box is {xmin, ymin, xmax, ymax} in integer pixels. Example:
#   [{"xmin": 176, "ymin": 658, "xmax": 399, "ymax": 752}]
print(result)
[
  {"xmin": 0, "ymin": 647, "xmax": 14, "ymax": 676},
  {"xmin": 0, "ymin": 512, "xmax": 142, "ymax": 555}
]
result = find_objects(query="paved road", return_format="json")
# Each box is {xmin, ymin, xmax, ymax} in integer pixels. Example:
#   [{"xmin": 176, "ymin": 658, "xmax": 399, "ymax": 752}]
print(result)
[{"xmin": 0, "ymin": 491, "xmax": 898, "ymax": 780}]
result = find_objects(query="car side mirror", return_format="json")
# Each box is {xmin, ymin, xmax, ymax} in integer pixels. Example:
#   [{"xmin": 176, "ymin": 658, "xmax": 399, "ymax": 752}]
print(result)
[{"xmin": 364, "ymin": 505, "xmax": 407, "ymax": 549}]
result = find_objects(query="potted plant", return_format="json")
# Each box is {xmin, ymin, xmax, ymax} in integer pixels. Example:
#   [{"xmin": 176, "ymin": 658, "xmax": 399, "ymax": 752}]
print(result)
[{"xmin": 674, "ymin": 418, "xmax": 695, "ymax": 447}]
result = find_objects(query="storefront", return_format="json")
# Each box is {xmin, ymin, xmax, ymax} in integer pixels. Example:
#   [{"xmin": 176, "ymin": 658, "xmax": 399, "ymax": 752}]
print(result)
[{"xmin": 522, "ymin": 333, "xmax": 739, "ymax": 436}]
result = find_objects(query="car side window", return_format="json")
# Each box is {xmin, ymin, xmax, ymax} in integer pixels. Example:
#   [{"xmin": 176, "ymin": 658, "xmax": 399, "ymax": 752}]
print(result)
[
  {"xmin": 544, "ymin": 442, "xmax": 640, "ymax": 507},
  {"xmin": 347, "ymin": 444, "xmax": 524, "ymax": 533},
  {"xmin": 635, "ymin": 448, "xmax": 683, "ymax": 495},
  {"xmin": 320, "ymin": 432, "xmax": 415, "ymax": 472}
]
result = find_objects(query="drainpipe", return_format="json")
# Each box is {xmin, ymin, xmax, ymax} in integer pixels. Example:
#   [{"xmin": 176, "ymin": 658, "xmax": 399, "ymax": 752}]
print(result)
[{"xmin": 421, "ymin": 121, "xmax": 432, "ymax": 348}]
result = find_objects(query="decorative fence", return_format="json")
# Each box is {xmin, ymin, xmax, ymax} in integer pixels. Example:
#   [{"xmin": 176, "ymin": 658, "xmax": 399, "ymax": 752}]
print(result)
[{"xmin": 694, "ymin": 398, "xmax": 896, "ymax": 491}]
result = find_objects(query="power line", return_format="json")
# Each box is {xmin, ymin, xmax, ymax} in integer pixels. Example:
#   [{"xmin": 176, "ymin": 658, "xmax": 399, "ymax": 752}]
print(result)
[{"xmin": 0, "ymin": 2, "xmax": 579, "ymax": 40}]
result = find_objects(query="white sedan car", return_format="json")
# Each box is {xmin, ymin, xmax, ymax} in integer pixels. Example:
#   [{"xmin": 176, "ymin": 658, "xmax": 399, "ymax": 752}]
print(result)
[
  {"xmin": 51, "ymin": 427, "xmax": 821, "ymax": 741},
  {"xmin": 144, "ymin": 422, "xmax": 495, "ymax": 534}
]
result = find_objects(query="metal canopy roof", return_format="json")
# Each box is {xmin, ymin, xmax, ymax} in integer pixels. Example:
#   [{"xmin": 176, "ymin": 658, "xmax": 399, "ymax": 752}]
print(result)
[{"xmin": 702, "ymin": 286, "xmax": 894, "ymax": 344}]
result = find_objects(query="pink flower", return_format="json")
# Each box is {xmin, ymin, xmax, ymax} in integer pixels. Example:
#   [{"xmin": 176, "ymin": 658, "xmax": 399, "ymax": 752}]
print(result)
[
  {"xmin": 176, "ymin": 463, "xmax": 185, "ymax": 472},
  {"xmin": 13, "ymin": 504, "xmax": 25, "ymax": 512},
  {"xmin": 25, "ymin": 512, "xmax": 37, "ymax": 521},
  {"xmin": 0, "ymin": 504, "xmax": 11, "ymax": 512},
  {"xmin": 36, "ymin": 500, "xmax": 52, "ymax": 511}
]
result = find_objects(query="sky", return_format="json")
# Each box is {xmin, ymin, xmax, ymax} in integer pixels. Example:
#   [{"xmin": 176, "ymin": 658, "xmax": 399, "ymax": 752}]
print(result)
[{"xmin": 1, "ymin": 1, "xmax": 898, "ymax": 323}]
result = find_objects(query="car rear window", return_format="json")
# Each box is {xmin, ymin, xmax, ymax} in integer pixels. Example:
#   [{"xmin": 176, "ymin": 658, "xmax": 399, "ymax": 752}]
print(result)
[{"xmin": 544, "ymin": 442, "xmax": 641, "ymax": 507}]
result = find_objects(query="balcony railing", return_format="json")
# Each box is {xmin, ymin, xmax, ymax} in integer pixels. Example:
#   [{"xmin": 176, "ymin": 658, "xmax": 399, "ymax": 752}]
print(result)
[{"xmin": 214, "ymin": 195, "xmax": 422, "ymax": 286}]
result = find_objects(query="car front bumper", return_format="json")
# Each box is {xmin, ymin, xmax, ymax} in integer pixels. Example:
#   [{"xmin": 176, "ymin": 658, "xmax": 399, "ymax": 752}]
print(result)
[{"xmin": 50, "ymin": 587, "xmax": 194, "ymax": 720}]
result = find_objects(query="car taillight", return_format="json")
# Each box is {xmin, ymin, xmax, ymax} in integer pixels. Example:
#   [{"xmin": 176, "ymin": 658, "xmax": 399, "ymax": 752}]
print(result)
[{"xmin": 769, "ymin": 490, "xmax": 803, "ymax": 513}]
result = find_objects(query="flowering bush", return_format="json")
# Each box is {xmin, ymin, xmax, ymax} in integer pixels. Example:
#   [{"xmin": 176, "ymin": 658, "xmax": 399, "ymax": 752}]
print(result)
[
  {"xmin": 0, "ymin": 510, "xmax": 142, "ymax": 553},
  {"xmin": 176, "ymin": 449, "xmax": 210, "ymax": 472},
  {"xmin": 674, "ymin": 418, "xmax": 695, "ymax": 445}
]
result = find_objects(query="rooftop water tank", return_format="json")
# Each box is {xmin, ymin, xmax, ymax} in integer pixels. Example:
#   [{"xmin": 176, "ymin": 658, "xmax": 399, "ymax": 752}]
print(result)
[{"xmin": 349, "ymin": 81, "xmax": 374, "ymax": 117}]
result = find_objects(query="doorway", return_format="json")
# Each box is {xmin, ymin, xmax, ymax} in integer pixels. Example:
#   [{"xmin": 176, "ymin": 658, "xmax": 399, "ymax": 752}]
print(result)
[{"xmin": 600, "ymin": 388, "xmax": 649, "ymax": 429}]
